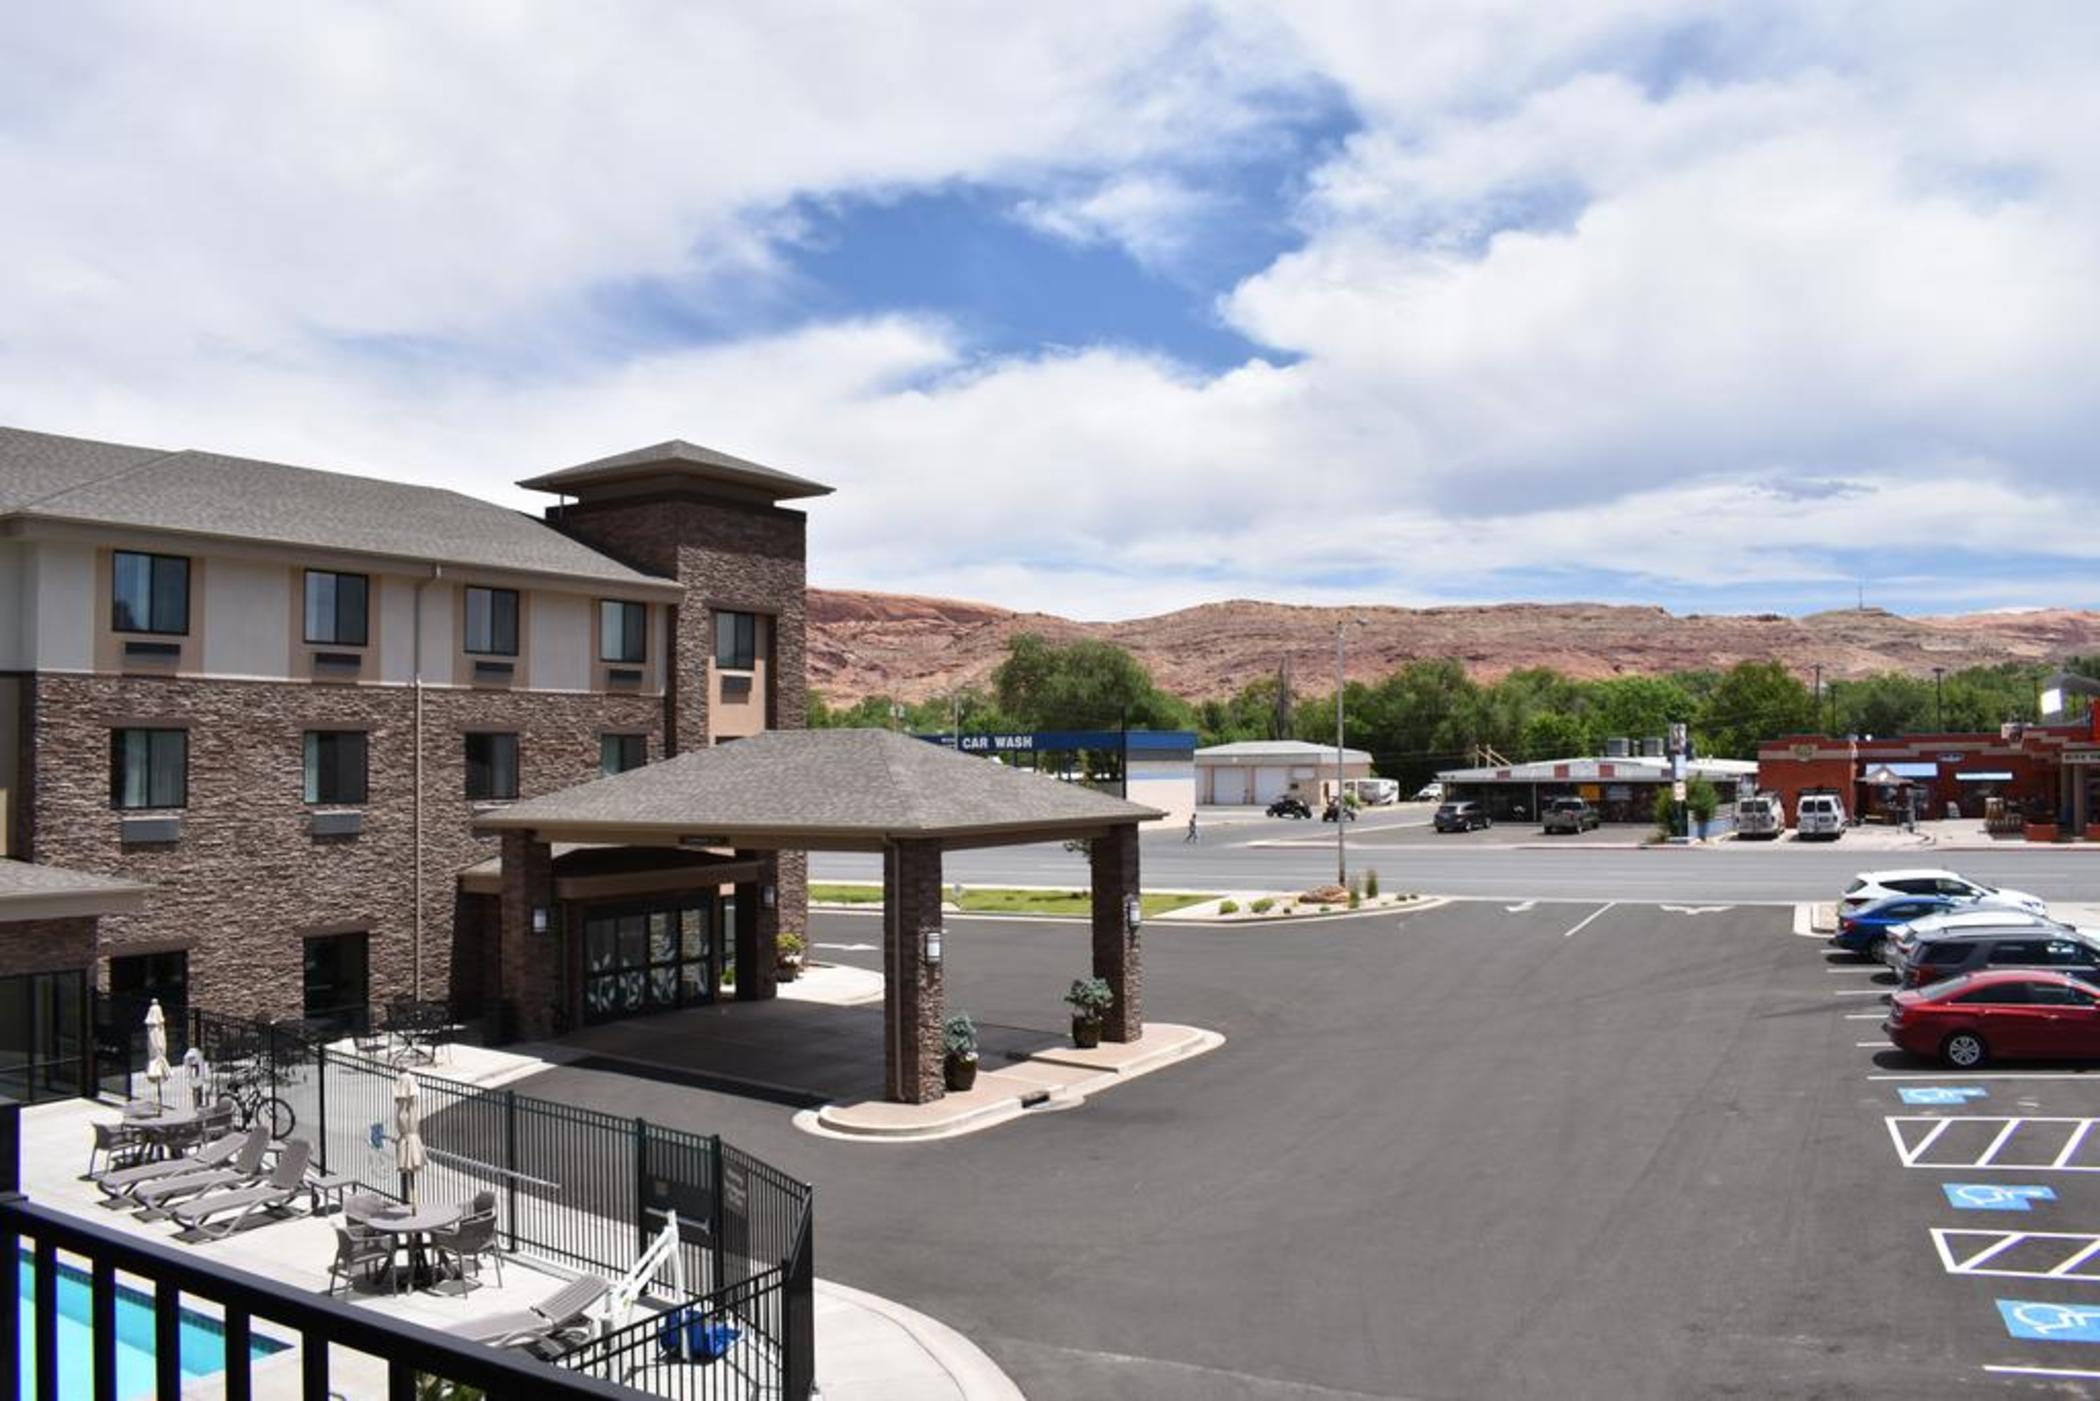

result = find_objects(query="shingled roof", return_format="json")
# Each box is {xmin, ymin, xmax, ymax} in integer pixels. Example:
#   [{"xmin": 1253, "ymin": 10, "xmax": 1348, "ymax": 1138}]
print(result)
[
  {"xmin": 0, "ymin": 859, "xmax": 151, "ymax": 919},
  {"xmin": 477, "ymin": 728, "xmax": 1161, "ymax": 847},
  {"xmin": 517, "ymin": 439, "xmax": 833, "ymax": 501},
  {"xmin": 0, "ymin": 426, "xmax": 676, "ymax": 590}
]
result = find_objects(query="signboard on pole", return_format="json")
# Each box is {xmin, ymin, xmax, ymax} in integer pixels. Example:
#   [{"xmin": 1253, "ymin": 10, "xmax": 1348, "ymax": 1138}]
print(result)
[{"xmin": 1672, "ymin": 780, "xmax": 1687, "ymax": 802}]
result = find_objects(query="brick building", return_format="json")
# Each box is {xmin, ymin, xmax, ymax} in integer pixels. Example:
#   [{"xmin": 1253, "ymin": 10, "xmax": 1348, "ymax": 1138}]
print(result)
[
  {"xmin": 1757, "ymin": 708, "xmax": 2100, "ymax": 835},
  {"xmin": 0, "ymin": 426, "xmax": 828, "ymax": 1088}
]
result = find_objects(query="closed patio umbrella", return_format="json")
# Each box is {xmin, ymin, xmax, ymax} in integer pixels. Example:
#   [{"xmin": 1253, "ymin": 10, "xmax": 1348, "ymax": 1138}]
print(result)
[
  {"xmin": 143, "ymin": 999, "xmax": 172, "ymax": 1108},
  {"xmin": 394, "ymin": 1070, "xmax": 426, "ymax": 1206}
]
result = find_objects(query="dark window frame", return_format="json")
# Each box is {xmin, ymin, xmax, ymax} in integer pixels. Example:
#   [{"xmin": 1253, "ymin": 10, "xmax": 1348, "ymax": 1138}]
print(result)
[
  {"xmin": 601, "ymin": 732, "xmax": 647, "ymax": 777},
  {"xmin": 463, "ymin": 586, "xmax": 520, "ymax": 657},
  {"xmin": 110, "ymin": 550, "xmax": 190, "ymax": 636},
  {"xmin": 713, "ymin": 610, "xmax": 758, "ymax": 671},
  {"xmin": 303, "ymin": 730, "xmax": 369, "ymax": 805},
  {"xmin": 303, "ymin": 569, "xmax": 371, "ymax": 647},
  {"xmin": 599, "ymin": 599, "xmax": 647, "ymax": 664},
  {"xmin": 465, "ymin": 731, "xmax": 520, "ymax": 801},
  {"xmin": 109, "ymin": 728, "xmax": 188, "ymax": 810}
]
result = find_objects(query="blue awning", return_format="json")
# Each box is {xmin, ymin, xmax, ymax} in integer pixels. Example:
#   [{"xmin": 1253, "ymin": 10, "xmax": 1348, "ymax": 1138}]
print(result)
[
  {"xmin": 1886, "ymin": 762, "xmax": 1939, "ymax": 778},
  {"xmin": 1955, "ymin": 771, "xmax": 2014, "ymax": 782}
]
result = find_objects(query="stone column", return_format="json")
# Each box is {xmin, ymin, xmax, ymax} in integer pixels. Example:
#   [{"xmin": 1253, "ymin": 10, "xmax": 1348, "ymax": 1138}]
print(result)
[
  {"xmin": 496, "ymin": 832, "xmax": 556, "ymax": 1042},
  {"xmin": 734, "ymin": 850, "xmax": 780, "ymax": 1002},
  {"xmin": 883, "ymin": 838, "xmax": 945, "ymax": 1104},
  {"xmin": 1089, "ymin": 823, "xmax": 1143, "ymax": 1042}
]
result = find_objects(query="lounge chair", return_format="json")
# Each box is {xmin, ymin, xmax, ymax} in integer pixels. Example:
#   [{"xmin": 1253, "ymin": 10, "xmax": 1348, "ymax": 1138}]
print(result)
[
  {"xmin": 444, "ymin": 1273, "xmax": 610, "ymax": 1354},
  {"xmin": 171, "ymin": 1139, "xmax": 312, "ymax": 1239},
  {"xmin": 326, "ymin": 1222, "xmax": 396, "ymax": 1296},
  {"xmin": 131, "ymin": 1128, "xmax": 270, "ymax": 1212},
  {"xmin": 97, "ymin": 1126, "xmax": 248, "ymax": 1201}
]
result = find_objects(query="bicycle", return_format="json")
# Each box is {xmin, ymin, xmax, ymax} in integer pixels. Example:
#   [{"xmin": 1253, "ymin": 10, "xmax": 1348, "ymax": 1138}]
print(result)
[{"xmin": 221, "ymin": 1062, "xmax": 297, "ymax": 1140}]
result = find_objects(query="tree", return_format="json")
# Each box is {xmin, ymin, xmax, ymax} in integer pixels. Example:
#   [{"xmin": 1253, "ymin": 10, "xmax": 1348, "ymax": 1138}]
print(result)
[
  {"xmin": 1582, "ymin": 675, "xmax": 1697, "ymax": 744},
  {"xmin": 1829, "ymin": 673, "xmax": 1933, "ymax": 738},
  {"xmin": 1684, "ymin": 774, "xmax": 1720, "ymax": 837},
  {"xmin": 1519, "ymin": 710, "xmax": 1590, "ymax": 761},
  {"xmin": 1695, "ymin": 661, "xmax": 1819, "ymax": 759},
  {"xmin": 990, "ymin": 633, "xmax": 1189, "ymax": 732}
]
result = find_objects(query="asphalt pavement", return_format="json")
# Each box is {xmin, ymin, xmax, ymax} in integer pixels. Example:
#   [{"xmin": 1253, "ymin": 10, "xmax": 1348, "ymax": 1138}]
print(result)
[
  {"xmin": 502, "ymin": 896, "xmax": 2100, "ymax": 1398},
  {"xmin": 812, "ymin": 806, "xmax": 2100, "ymax": 903}
]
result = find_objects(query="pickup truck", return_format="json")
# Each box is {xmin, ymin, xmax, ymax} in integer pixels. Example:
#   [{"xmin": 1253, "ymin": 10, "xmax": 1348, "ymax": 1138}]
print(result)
[{"xmin": 1542, "ymin": 797, "xmax": 1601, "ymax": 834}]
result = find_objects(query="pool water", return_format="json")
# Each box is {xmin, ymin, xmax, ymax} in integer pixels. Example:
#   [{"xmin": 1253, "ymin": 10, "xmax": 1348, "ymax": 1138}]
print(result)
[{"xmin": 17, "ymin": 1251, "xmax": 288, "ymax": 1400}]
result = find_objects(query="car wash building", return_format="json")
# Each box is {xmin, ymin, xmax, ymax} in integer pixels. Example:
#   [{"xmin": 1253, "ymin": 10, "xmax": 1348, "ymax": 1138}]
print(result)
[
  {"xmin": 1194, "ymin": 740, "xmax": 1374, "ymax": 808},
  {"xmin": 916, "ymin": 730, "xmax": 1196, "ymax": 828}
]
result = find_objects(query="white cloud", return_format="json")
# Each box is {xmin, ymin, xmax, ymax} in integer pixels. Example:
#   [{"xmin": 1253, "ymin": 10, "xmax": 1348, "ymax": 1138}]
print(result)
[{"xmin": 4, "ymin": 2, "xmax": 2100, "ymax": 625}]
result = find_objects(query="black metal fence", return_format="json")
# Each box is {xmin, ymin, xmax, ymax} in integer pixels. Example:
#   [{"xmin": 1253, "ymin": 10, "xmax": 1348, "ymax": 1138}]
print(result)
[{"xmin": 117, "ymin": 1005, "xmax": 817, "ymax": 1399}]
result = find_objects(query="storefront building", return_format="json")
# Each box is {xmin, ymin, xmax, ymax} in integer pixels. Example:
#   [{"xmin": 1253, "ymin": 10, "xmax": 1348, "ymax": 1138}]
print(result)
[
  {"xmin": 1757, "ymin": 708, "xmax": 2100, "ymax": 836},
  {"xmin": 1435, "ymin": 754, "xmax": 1757, "ymax": 825}
]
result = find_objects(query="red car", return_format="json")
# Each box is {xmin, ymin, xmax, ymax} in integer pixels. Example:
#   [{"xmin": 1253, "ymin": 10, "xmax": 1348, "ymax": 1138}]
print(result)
[{"xmin": 1885, "ymin": 970, "xmax": 2100, "ymax": 1068}]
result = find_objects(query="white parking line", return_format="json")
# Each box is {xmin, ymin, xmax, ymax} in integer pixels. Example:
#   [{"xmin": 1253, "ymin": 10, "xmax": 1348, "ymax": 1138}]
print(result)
[
  {"xmin": 1932, "ymin": 1228, "xmax": 2100, "ymax": 1281},
  {"xmin": 1856, "ymin": 1040, "xmax": 1889, "ymax": 1048},
  {"xmin": 1845, "ymin": 1013, "xmax": 1885, "ymax": 1020},
  {"xmin": 1560, "ymin": 902, "xmax": 1615, "ymax": 939},
  {"xmin": 1870, "ymin": 1072, "xmax": 2100, "ymax": 1081},
  {"xmin": 1985, "ymin": 1365, "xmax": 2100, "ymax": 1381},
  {"xmin": 1889, "ymin": 1116, "xmax": 2100, "ymax": 1170},
  {"xmin": 1832, "ymin": 989, "xmax": 1886, "ymax": 997}
]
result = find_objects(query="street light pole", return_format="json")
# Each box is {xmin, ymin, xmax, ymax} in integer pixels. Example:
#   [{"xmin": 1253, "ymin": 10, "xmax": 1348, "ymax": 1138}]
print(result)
[
  {"xmin": 1933, "ymin": 667, "xmax": 1945, "ymax": 731},
  {"xmin": 1336, "ymin": 617, "xmax": 1365, "ymax": 887}
]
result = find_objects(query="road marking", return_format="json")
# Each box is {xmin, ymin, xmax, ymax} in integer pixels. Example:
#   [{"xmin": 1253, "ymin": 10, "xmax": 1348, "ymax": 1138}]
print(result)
[
  {"xmin": 2060, "ymin": 1123, "xmax": 2096, "ymax": 1168},
  {"xmin": 1845, "ymin": 1013, "xmax": 1885, "ymax": 1020},
  {"xmin": 1943, "ymin": 1184, "xmax": 2057, "ymax": 1212},
  {"xmin": 1856, "ymin": 1040, "xmax": 1889, "ymax": 1048},
  {"xmin": 1999, "ymin": 1299, "xmax": 2100, "ymax": 1341},
  {"xmin": 1660, "ymin": 904, "xmax": 1733, "ymax": 914},
  {"xmin": 1889, "ymin": 1116, "xmax": 2100, "ymax": 1170},
  {"xmin": 1559, "ymin": 903, "xmax": 1615, "ymax": 939},
  {"xmin": 1900, "ymin": 1086, "xmax": 1989, "ymax": 1106},
  {"xmin": 1832, "ymin": 989, "xmax": 1886, "ymax": 997},
  {"xmin": 1939, "ymin": 1231, "xmax": 2029, "ymax": 1273},
  {"xmin": 1985, "ymin": 1364, "xmax": 2100, "ymax": 1379},
  {"xmin": 1504, "ymin": 901, "xmax": 1537, "ymax": 913},
  {"xmin": 1871, "ymin": 1072, "xmax": 2100, "ymax": 1081},
  {"xmin": 812, "ymin": 942, "xmax": 879, "ymax": 952}
]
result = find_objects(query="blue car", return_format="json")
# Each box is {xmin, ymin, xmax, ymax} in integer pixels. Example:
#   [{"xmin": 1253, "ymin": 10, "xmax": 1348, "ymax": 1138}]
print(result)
[{"xmin": 1834, "ymin": 893, "xmax": 1967, "ymax": 959}]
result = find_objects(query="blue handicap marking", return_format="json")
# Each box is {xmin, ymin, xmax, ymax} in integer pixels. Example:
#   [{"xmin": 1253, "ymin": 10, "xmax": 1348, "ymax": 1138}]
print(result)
[
  {"xmin": 1900, "ymin": 1086, "xmax": 1989, "ymax": 1105},
  {"xmin": 1945, "ymin": 1183, "xmax": 2057, "ymax": 1212},
  {"xmin": 2001, "ymin": 1299, "xmax": 2100, "ymax": 1342},
  {"xmin": 367, "ymin": 1121, "xmax": 385, "ymax": 1151}
]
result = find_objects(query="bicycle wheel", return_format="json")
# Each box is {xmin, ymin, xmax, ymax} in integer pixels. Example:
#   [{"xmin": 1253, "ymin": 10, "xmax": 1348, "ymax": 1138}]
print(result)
[{"xmin": 263, "ymin": 1097, "xmax": 296, "ymax": 1140}]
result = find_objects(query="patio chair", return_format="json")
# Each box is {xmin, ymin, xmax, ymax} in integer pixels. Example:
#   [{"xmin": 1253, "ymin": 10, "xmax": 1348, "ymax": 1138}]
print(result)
[
  {"xmin": 429, "ymin": 1201, "xmax": 503, "ymax": 1290},
  {"xmin": 97, "ymin": 1126, "xmax": 247, "ymax": 1200},
  {"xmin": 171, "ymin": 1139, "xmax": 312, "ymax": 1240},
  {"xmin": 444, "ymin": 1273, "xmax": 610, "ymax": 1354},
  {"xmin": 85, "ymin": 1120, "xmax": 148, "ymax": 1180},
  {"xmin": 131, "ymin": 1127, "xmax": 270, "ymax": 1212},
  {"xmin": 326, "ymin": 1221, "xmax": 396, "ymax": 1297}
]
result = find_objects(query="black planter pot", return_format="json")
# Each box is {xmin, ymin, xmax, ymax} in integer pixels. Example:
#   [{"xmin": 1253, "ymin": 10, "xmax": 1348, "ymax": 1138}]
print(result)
[
  {"xmin": 945, "ymin": 1054, "xmax": 978, "ymax": 1092},
  {"xmin": 1071, "ymin": 1016, "xmax": 1103, "ymax": 1049}
]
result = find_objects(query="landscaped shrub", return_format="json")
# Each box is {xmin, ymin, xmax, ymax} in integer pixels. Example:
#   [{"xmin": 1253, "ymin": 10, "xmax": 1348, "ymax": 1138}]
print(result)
[
  {"xmin": 1366, "ymin": 868, "xmax": 1380, "ymax": 898},
  {"xmin": 1250, "ymin": 897, "xmax": 1275, "ymax": 914},
  {"xmin": 1348, "ymin": 889, "xmax": 1361, "ymax": 908},
  {"xmin": 1218, "ymin": 899, "xmax": 1240, "ymax": 915}
]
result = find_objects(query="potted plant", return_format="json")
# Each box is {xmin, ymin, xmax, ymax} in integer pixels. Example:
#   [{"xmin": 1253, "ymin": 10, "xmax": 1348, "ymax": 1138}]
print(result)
[
  {"xmin": 775, "ymin": 931, "xmax": 807, "ymax": 983},
  {"xmin": 1065, "ymin": 977, "xmax": 1113, "ymax": 1048},
  {"xmin": 942, "ymin": 1013, "xmax": 979, "ymax": 1092}
]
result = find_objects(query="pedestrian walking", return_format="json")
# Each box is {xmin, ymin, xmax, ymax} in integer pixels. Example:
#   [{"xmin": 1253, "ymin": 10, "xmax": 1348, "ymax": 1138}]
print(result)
[{"xmin": 1185, "ymin": 812, "xmax": 1199, "ymax": 843}]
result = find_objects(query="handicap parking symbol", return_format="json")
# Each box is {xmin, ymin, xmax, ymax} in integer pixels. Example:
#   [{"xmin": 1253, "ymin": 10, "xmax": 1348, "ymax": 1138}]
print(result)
[
  {"xmin": 2001, "ymin": 1300, "xmax": 2100, "ymax": 1342},
  {"xmin": 1900, "ymin": 1086, "xmax": 1989, "ymax": 1106},
  {"xmin": 1945, "ymin": 1183, "xmax": 2057, "ymax": 1212}
]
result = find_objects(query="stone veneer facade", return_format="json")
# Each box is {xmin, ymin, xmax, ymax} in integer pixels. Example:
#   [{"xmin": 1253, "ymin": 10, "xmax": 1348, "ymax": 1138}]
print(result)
[
  {"xmin": 545, "ymin": 491, "xmax": 813, "ymax": 947},
  {"xmin": 0, "ymin": 915, "xmax": 96, "ymax": 979},
  {"xmin": 24, "ymin": 672, "xmax": 660, "ymax": 1021}
]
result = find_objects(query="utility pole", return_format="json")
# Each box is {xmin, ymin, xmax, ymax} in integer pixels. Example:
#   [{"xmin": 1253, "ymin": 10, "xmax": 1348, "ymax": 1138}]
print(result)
[
  {"xmin": 1273, "ymin": 655, "xmax": 1293, "ymax": 741},
  {"xmin": 1933, "ymin": 667, "xmax": 1945, "ymax": 731},
  {"xmin": 1812, "ymin": 664, "xmax": 1823, "ymax": 734}
]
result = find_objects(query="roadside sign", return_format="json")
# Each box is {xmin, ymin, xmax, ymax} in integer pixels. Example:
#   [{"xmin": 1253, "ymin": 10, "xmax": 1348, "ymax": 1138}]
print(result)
[
  {"xmin": 1672, "ymin": 780, "xmax": 1687, "ymax": 801},
  {"xmin": 1999, "ymin": 1300, "xmax": 2100, "ymax": 1342},
  {"xmin": 1901, "ymin": 1086, "xmax": 1989, "ymax": 1105},
  {"xmin": 1944, "ymin": 1184, "xmax": 2056, "ymax": 1212}
]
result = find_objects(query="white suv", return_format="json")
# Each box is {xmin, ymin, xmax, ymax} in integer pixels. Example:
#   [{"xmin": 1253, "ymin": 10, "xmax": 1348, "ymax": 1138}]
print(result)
[{"xmin": 1843, "ymin": 868, "xmax": 2049, "ymax": 916}]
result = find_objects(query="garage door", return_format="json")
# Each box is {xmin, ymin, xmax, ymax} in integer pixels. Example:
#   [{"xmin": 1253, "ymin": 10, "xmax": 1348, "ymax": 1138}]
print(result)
[
  {"xmin": 1209, "ymin": 768, "xmax": 1250, "ymax": 805},
  {"xmin": 1253, "ymin": 767, "xmax": 1295, "ymax": 805}
]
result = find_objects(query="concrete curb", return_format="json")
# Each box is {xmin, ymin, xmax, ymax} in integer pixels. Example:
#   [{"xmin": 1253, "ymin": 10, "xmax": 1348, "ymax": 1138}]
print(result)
[
  {"xmin": 816, "ymin": 1277, "xmax": 1028, "ymax": 1400},
  {"xmin": 796, "ymin": 1024, "xmax": 1224, "ymax": 1144}
]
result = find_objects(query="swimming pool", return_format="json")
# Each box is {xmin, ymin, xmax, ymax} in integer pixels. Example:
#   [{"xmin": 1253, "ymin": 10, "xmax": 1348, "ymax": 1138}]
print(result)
[{"xmin": 16, "ymin": 1250, "xmax": 289, "ymax": 1399}]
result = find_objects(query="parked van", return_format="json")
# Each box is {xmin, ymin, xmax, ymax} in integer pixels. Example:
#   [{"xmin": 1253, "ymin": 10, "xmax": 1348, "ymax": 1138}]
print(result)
[
  {"xmin": 1796, "ymin": 790, "xmax": 1848, "ymax": 841},
  {"xmin": 1346, "ymin": 777, "xmax": 1400, "ymax": 807},
  {"xmin": 1737, "ymin": 793, "xmax": 1783, "ymax": 840}
]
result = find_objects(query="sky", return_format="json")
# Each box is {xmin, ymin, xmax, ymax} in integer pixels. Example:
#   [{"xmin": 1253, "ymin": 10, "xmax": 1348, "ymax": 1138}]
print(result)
[{"xmin": 4, "ymin": 3, "xmax": 2099, "ymax": 621}]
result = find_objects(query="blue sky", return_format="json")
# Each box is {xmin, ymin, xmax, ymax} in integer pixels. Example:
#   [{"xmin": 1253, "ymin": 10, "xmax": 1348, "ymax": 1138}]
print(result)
[{"xmin": 4, "ymin": 3, "xmax": 2098, "ymax": 621}]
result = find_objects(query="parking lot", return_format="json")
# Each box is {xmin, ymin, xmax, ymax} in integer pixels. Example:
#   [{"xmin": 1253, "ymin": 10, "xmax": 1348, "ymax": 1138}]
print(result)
[{"xmin": 507, "ymin": 888, "xmax": 2100, "ymax": 1398}]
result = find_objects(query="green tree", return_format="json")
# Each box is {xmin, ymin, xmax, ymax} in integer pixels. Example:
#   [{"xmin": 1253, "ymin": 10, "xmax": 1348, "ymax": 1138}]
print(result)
[
  {"xmin": 1695, "ymin": 661, "xmax": 1819, "ymax": 759},
  {"xmin": 1581, "ymin": 675, "xmax": 1697, "ymax": 743},
  {"xmin": 1829, "ymin": 673, "xmax": 1933, "ymax": 738},
  {"xmin": 990, "ymin": 633, "xmax": 1190, "ymax": 732},
  {"xmin": 1519, "ymin": 709, "xmax": 1591, "ymax": 761},
  {"xmin": 1684, "ymin": 773, "xmax": 1720, "ymax": 836}
]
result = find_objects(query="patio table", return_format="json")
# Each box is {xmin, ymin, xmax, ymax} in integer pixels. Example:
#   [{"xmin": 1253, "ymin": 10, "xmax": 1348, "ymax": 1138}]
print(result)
[
  {"xmin": 353, "ymin": 1202, "xmax": 463, "ymax": 1291},
  {"xmin": 121, "ymin": 1103, "xmax": 204, "ymax": 1159}
]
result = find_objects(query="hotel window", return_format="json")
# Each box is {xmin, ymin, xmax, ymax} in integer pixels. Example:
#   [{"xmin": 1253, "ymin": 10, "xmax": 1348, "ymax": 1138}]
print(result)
[
  {"xmin": 463, "ymin": 587, "xmax": 519, "ymax": 656},
  {"xmin": 304, "ymin": 570, "xmax": 369, "ymax": 646},
  {"xmin": 303, "ymin": 731, "xmax": 368, "ymax": 804},
  {"xmin": 714, "ymin": 611, "xmax": 757, "ymax": 671},
  {"xmin": 465, "ymin": 732, "xmax": 520, "ymax": 801},
  {"xmin": 109, "ymin": 729, "xmax": 187, "ymax": 809},
  {"xmin": 600, "ymin": 600, "xmax": 647, "ymax": 663},
  {"xmin": 601, "ymin": 733, "xmax": 647, "ymax": 776},
  {"xmin": 111, "ymin": 551, "xmax": 189, "ymax": 635}
]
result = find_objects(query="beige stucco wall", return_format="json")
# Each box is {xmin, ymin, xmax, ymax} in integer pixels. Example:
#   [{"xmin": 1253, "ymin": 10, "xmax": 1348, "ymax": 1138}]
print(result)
[
  {"xmin": 529, "ymin": 591, "xmax": 593, "ymax": 693},
  {"xmin": 32, "ymin": 539, "xmax": 95, "ymax": 673},
  {"xmin": 201, "ymin": 555, "xmax": 290, "ymax": 678}
]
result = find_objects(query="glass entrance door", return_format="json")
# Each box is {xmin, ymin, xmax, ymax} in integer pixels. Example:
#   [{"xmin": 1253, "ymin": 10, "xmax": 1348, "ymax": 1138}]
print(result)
[{"xmin": 582, "ymin": 894, "xmax": 714, "ymax": 1025}]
